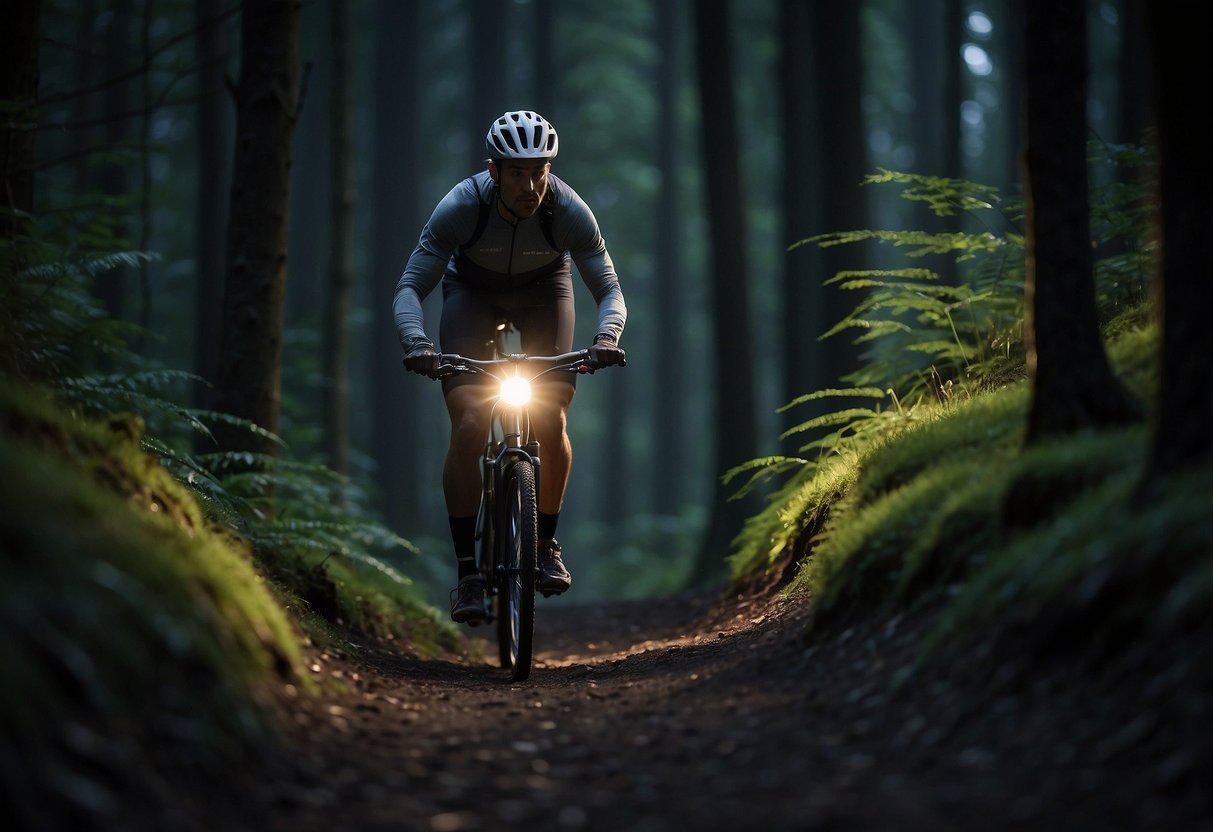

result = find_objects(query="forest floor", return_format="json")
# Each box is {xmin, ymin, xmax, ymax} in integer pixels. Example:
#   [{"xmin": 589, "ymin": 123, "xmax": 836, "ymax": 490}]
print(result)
[{"xmin": 233, "ymin": 587, "xmax": 1210, "ymax": 832}]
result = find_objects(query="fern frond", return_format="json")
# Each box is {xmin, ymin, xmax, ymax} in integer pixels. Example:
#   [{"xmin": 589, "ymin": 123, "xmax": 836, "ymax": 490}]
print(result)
[
  {"xmin": 722, "ymin": 455, "xmax": 809, "ymax": 485},
  {"xmin": 902, "ymin": 339, "xmax": 970, "ymax": 358},
  {"xmin": 189, "ymin": 411, "xmax": 285, "ymax": 448},
  {"xmin": 862, "ymin": 168, "xmax": 1002, "ymax": 216},
  {"xmin": 779, "ymin": 387, "xmax": 887, "ymax": 412},
  {"xmin": 57, "ymin": 376, "xmax": 214, "ymax": 437},
  {"xmin": 800, "ymin": 229, "xmax": 1009, "ymax": 259},
  {"xmin": 822, "ymin": 268, "xmax": 939, "ymax": 286},
  {"xmin": 818, "ymin": 317, "xmax": 912, "ymax": 342},
  {"xmin": 722, "ymin": 455, "xmax": 812, "ymax": 501},
  {"xmin": 830, "ymin": 278, "xmax": 957, "ymax": 296},
  {"xmin": 17, "ymin": 250, "xmax": 159, "ymax": 281},
  {"xmin": 781, "ymin": 408, "xmax": 881, "ymax": 440}
]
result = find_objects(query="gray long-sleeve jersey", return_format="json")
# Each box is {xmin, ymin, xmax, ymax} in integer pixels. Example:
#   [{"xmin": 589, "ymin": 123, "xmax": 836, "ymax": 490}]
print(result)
[{"xmin": 393, "ymin": 170, "xmax": 627, "ymax": 353}]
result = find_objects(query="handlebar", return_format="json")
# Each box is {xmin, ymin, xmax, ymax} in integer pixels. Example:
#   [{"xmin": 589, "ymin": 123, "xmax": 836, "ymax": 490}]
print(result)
[{"xmin": 427, "ymin": 349, "xmax": 626, "ymax": 381}]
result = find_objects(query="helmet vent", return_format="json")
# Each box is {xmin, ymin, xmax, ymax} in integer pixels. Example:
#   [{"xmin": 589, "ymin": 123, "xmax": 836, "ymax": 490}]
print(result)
[{"xmin": 486, "ymin": 110, "xmax": 559, "ymax": 160}]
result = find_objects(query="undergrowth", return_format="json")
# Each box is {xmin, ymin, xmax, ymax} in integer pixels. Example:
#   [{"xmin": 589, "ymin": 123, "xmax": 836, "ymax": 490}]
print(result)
[
  {"xmin": 0, "ymin": 197, "xmax": 463, "ymax": 825},
  {"xmin": 0, "ymin": 382, "xmax": 305, "ymax": 828},
  {"xmin": 2, "ymin": 212, "xmax": 455, "ymax": 653},
  {"xmin": 727, "ymin": 149, "xmax": 1208, "ymax": 674}
]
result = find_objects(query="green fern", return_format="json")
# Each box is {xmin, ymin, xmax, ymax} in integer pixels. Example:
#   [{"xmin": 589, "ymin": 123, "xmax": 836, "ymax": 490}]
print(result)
[
  {"xmin": 57, "ymin": 370, "xmax": 213, "ymax": 437},
  {"xmin": 721, "ymin": 455, "xmax": 810, "ymax": 501},
  {"xmin": 723, "ymin": 387, "xmax": 921, "ymax": 500},
  {"xmin": 4, "ymin": 222, "xmax": 423, "ymax": 609},
  {"xmin": 1, "ymin": 237, "xmax": 156, "ymax": 381},
  {"xmin": 730, "ymin": 152, "xmax": 1153, "ymax": 586},
  {"xmin": 860, "ymin": 168, "xmax": 1003, "ymax": 217}
]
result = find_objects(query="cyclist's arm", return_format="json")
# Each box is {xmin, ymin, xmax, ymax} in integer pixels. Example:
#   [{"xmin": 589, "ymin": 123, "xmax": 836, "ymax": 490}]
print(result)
[
  {"xmin": 553, "ymin": 183, "xmax": 627, "ymax": 344},
  {"xmin": 393, "ymin": 179, "xmax": 481, "ymax": 353}
]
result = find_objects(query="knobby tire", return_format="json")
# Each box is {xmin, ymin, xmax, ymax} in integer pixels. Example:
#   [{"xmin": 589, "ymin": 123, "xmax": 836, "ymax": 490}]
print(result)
[{"xmin": 496, "ymin": 459, "xmax": 537, "ymax": 681}]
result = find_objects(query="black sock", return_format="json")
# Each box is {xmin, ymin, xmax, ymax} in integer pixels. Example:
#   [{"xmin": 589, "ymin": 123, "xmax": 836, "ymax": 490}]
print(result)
[
  {"xmin": 538, "ymin": 511, "xmax": 559, "ymax": 542},
  {"xmin": 449, "ymin": 516, "xmax": 477, "ymax": 579}
]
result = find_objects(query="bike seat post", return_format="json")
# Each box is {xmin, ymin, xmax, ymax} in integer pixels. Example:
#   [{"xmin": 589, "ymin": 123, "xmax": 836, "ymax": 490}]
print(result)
[{"xmin": 493, "ymin": 318, "xmax": 515, "ymax": 359}]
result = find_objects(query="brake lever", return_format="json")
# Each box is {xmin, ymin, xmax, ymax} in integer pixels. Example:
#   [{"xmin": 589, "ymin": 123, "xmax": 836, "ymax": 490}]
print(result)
[{"xmin": 428, "ymin": 362, "xmax": 468, "ymax": 381}]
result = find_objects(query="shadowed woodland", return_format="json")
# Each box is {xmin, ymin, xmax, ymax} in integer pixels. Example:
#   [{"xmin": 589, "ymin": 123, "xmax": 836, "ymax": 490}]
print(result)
[{"xmin": 1, "ymin": 0, "xmax": 1210, "ymax": 830}]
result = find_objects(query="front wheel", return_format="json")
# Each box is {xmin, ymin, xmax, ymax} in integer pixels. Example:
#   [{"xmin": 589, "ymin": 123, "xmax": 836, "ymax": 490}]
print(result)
[{"xmin": 496, "ymin": 459, "xmax": 537, "ymax": 681}]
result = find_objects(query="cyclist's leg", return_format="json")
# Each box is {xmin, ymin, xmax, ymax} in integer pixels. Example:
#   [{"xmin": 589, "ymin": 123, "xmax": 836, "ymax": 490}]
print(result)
[
  {"xmin": 439, "ymin": 280, "xmax": 501, "ymax": 513},
  {"xmin": 529, "ymin": 383, "xmax": 574, "ymax": 515},
  {"xmin": 441, "ymin": 385, "xmax": 492, "ymax": 516},
  {"xmin": 439, "ymin": 282, "xmax": 499, "ymax": 619}
]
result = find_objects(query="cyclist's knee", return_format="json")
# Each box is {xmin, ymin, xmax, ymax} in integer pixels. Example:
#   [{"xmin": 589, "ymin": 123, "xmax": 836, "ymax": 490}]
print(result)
[
  {"xmin": 446, "ymin": 389, "xmax": 490, "ymax": 451},
  {"xmin": 531, "ymin": 404, "xmax": 568, "ymax": 440},
  {"xmin": 533, "ymin": 384, "xmax": 573, "ymax": 420}
]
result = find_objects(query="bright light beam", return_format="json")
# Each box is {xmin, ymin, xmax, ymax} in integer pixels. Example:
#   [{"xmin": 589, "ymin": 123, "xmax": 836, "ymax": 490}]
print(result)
[{"xmin": 500, "ymin": 376, "xmax": 532, "ymax": 406}]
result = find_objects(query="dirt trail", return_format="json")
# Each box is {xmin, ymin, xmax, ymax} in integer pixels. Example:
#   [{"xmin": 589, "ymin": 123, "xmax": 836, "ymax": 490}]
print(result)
[{"xmin": 244, "ymin": 591, "xmax": 1208, "ymax": 832}]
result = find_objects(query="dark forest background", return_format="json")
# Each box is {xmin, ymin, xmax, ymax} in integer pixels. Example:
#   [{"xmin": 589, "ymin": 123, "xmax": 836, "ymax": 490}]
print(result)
[{"xmin": 8, "ymin": 0, "xmax": 1171, "ymax": 603}]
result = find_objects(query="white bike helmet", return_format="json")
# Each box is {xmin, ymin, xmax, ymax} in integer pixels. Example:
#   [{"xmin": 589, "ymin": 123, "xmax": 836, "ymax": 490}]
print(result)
[{"xmin": 486, "ymin": 110, "xmax": 559, "ymax": 161}]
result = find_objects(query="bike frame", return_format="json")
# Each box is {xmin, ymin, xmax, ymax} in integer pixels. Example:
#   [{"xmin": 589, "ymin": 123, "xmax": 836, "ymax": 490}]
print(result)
[{"xmin": 433, "ymin": 347, "xmax": 596, "ymax": 680}]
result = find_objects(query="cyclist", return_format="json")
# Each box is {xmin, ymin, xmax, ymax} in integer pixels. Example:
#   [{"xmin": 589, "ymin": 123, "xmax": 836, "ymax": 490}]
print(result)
[{"xmin": 395, "ymin": 110, "xmax": 627, "ymax": 624}]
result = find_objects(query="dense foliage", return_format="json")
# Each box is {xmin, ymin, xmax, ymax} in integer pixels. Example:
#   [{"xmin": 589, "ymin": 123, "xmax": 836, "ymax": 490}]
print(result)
[
  {"xmin": 0, "ymin": 209, "xmax": 460, "ymax": 826},
  {"xmin": 725, "ymin": 151, "xmax": 1212, "ymax": 694}
]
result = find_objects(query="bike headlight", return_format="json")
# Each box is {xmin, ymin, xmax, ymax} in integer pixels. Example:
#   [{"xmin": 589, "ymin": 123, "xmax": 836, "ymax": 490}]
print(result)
[{"xmin": 499, "ymin": 375, "xmax": 532, "ymax": 406}]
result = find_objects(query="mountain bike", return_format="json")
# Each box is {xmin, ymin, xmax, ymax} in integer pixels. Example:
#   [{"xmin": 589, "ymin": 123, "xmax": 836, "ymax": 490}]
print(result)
[{"xmin": 430, "ymin": 342, "xmax": 622, "ymax": 681}]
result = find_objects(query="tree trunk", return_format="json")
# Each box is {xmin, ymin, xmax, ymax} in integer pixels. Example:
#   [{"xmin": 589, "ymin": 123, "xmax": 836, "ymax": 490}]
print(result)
[
  {"xmin": 98, "ymin": 0, "xmax": 134, "ymax": 321},
  {"xmin": 1117, "ymin": 0, "xmax": 1152, "ymax": 146},
  {"xmin": 908, "ymin": 0, "xmax": 959, "ymax": 285},
  {"xmin": 322, "ymin": 0, "xmax": 354, "ymax": 476},
  {"xmin": 940, "ymin": 0, "xmax": 963, "ymax": 187},
  {"xmin": 533, "ymin": 0, "xmax": 555, "ymax": 116},
  {"xmin": 811, "ymin": 2, "xmax": 866, "ymax": 388},
  {"xmin": 596, "ymin": 1, "xmax": 627, "ymax": 527},
  {"xmin": 193, "ymin": 0, "xmax": 231, "ymax": 410},
  {"xmin": 693, "ymin": 0, "xmax": 759, "ymax": 585},
  {"xmin": 779, "ymin": 0, "xmax": 818, "ymax": 426},
  {"xmin": 909, "ymin": 1, "xmax": 943, "ymax": 174},
  {"xmin": 1141, "ymin": 1, "xmax": 1213, "ymax": 481},
  {"xmin": 213, "ymin": 0, "xmax": 301, "ymax": 465},
  {"xmin": 70, "ymin": 0, "xmax": 97, "ymax": 201},
  {"xmin": 652, "ymin": 0, "xmax": 685, "ymax": 515},
  {"xmin": 370, "ymin": 0, "xmax": 425, "ymax": 532},
  {"xmin": 135, "ymin": 1, "xmax": 154, "ymax": 349},
  {"xmin": 997, "ymin": 1, "xmax": 1025, "ymax": 197},
  {"xmin": 789, "ymin": 2, "xmax": 866, "ymax": 434},
  {"xmin": 1021, "ymin": 0, "xmax": 1137, "ymax": 444},
  {"xmin": 470, "ymin": 2, "xmax": 508, "ymax": 169},
  {"xmin": 0, "ymin": 0, "xmax": 40, "ymax": 238},
  {"xmin": 285, "ymin": 12, "xmax": 329, "ymax": 324}
]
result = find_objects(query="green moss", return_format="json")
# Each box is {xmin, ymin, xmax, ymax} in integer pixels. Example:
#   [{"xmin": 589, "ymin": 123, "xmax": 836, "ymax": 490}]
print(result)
[
  {"xmin": 929, "ymin": 463, "xmax": 1213, "ymax": 661},
  {"xmin": 756, "ymin": 309, "xmax": 1211, "ymax": 676},
  {"xmin": 726, "ymin": 454, "xmax": 857, "ymax": 590},
  {"xmin": 787, "ymin": 388, "xmax": 1022, "ymax": 627},
  {"xmin": 803, "ymin": 457, "xmax": 987, "ymax": 629},
  {"xmin": 283, "ymin": 549, "xmax": 465, "ymax": 657},
  {"xmin": 847, "ymin": 385, "xmax": 1027, "ymax": 507},
  {"xmin": 0, "ymin": 385, "xmax": 312, "ymax": 826}
]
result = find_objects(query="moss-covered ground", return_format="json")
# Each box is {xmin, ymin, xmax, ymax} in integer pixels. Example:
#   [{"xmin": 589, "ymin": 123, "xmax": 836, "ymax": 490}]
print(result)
[
  {"xmin": 0, "ymin": 381, "xmax": 464, "ymax": 830},
  {"xmin": 729, "ymin": 311, "xmax": 1211, "ymax": 682}
]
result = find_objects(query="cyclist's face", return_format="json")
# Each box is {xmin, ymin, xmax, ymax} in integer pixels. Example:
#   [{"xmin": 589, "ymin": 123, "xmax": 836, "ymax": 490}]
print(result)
[{"xmin": 492, "ymin": 160, "xmax": 550, "ymax": 219}]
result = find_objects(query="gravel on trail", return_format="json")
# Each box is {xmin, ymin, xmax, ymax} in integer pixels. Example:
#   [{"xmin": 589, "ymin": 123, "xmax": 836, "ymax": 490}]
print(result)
[{"xmin": 234, "ymin": 590, "xmax": 1210, "ymax": 832}]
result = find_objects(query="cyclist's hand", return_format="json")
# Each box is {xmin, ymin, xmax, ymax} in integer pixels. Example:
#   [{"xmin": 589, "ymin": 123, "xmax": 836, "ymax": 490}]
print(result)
[
  {"xmin": 402, "ymin": 345, "xmax": 439, "ymax": 376},
  {"xmin": 588, "ymin": 337, "xmax": 626, "ymax": 369}
]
